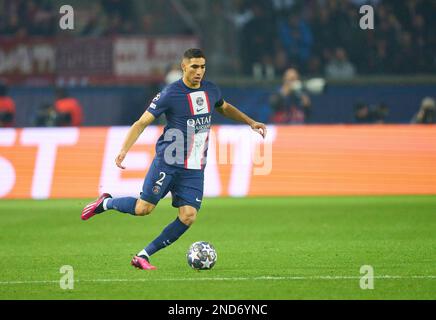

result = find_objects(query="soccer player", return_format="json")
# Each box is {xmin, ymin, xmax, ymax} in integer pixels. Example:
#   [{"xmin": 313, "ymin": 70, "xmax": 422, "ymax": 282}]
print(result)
[
  {"xmin": 81, "ymin": 48, "xmax": 267, "ymax": 270},
  {"xmin": 0, "ymin": 82, "xmax": 15, "ymax": 128}
]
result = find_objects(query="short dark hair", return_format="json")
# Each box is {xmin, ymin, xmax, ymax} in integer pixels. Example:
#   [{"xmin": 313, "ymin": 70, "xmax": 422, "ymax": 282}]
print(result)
[{"xmin": 183, "ymin": 48, "xmax": 206, "ymax": 60}]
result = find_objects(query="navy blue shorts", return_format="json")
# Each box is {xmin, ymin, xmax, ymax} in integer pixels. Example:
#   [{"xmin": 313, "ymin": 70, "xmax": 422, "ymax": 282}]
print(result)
[{"xmin": 140, "ymin": 157, "xmax": 204, "ymax": 211}]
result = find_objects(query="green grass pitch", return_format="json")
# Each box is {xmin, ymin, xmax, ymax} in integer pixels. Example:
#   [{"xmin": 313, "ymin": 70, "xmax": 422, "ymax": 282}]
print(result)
[{"xmin": 0, "ymin": 196, "xmax": 435, "ymax": 300}]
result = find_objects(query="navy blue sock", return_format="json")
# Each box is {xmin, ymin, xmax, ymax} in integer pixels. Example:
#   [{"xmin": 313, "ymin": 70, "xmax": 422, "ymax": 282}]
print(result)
[
  {"xmin": 143, "ymin": 217, "xmax": 189, "ymax": 257},
  {"xmin": 106, "ymin": 197, "xmax": 136, "ymax": 215}
]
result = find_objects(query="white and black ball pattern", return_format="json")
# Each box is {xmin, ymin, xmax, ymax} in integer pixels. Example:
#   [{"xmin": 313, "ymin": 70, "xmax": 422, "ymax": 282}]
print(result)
[{"xmin": 187, "ymin": 241, "xmax": 217, "ymax": 270}]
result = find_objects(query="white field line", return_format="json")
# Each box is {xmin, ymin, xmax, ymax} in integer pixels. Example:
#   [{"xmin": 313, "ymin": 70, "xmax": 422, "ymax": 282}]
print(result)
[{"xmin": 0, "ymin": 275, "xmax": 435, "ymax": 285}]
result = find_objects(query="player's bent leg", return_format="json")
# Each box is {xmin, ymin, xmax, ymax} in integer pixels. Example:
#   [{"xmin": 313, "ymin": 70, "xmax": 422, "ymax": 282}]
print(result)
[
  {"xmin": 82, "ymin": 196, "xmax": 156, "ymax": 220},
  {"xmin": 134, "ymin": 199, "xmax": 156, "ymax": 216},
  {"xmin": 132, "ymin": 206, "xmax": 195, "ymax": 270},
  {"xmin": 178, "ymin": 205, "xmax": 198, "ymax": 226}
]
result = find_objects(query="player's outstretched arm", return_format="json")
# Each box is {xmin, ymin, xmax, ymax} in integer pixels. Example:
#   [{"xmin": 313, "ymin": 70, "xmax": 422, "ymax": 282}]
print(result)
[
  {"xmin": 115, "ymin": 111, "xmax": 156, "ymax": 169},
  {"xmin": 216, "ymin": 101, "xmax": 267, "ymax": 138}
]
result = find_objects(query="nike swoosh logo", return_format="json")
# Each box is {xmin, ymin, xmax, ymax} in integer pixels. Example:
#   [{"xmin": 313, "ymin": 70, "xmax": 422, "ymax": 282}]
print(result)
[
  {"xmin": 196, "ymin": 197, "xmax": 202, "ymax": 202},
  {"xmin": 196, "ymin": 107, "xmax": 206, "ymax": 112}
]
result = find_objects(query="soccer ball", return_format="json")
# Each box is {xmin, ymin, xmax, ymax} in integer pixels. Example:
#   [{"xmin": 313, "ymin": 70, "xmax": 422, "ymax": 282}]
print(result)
[{"xmin": 186, "ymin": 241, "xmax": 217, "ymax": 270}]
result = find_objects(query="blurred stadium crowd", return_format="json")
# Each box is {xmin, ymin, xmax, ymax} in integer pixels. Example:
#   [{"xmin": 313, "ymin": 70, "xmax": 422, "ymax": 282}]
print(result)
[
  {"xmin": 235, "ymin": 0, "xmax": 436, "ymax": 77},
  {"xmin": 1, "ymin": 0, "xmax": 435, "ymax": 77}
]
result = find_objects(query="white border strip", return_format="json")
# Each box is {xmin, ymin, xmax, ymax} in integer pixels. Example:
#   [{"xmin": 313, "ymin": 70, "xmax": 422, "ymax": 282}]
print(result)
[{"xmin": 1, "ymin": 275, "xmax": 435, "ymax": 285}]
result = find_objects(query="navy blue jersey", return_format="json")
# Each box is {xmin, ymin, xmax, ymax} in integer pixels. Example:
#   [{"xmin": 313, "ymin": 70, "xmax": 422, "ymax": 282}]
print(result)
[{"xmin": 146, "ymin": 79, "xmax": 223, "ymax": 170}]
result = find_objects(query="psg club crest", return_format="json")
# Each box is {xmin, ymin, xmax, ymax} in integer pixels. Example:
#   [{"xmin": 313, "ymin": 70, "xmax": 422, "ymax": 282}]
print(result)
[
  {"xmin": 187, "ymin": 91, "xmax": 209, "ymax": 116},
  {"xmin": 152, "ymin": 185, "xmax": 161, "ymax": 194}
]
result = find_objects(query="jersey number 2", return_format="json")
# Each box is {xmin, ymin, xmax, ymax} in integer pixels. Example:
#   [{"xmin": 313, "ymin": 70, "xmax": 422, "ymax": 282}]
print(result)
[{"xmin": 156, "ymin": 172, "xmax": 166, "ymax": 186}]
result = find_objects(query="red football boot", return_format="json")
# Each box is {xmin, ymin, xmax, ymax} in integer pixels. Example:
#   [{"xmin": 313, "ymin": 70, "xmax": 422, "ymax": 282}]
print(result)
[{"xmin": 131, "ymin": 255, "xmax": 157, "ymax": 270}]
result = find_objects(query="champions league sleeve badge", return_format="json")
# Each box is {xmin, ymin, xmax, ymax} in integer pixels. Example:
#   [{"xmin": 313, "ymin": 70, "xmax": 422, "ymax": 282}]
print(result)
[{"xmin": 152, "ymin": 185, "xmax": 161, "ymax": 194}]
